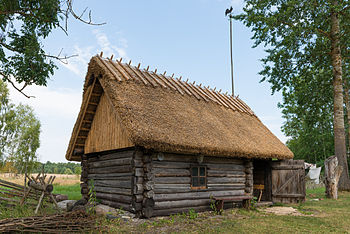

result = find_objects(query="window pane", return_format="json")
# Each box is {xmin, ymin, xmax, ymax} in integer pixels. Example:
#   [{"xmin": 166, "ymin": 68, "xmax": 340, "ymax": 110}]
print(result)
[
  {"xmin": 192, "ymin": 177, "xmax": 199, "ymax": 187},
  {"xmin": 200, "ymin": 167, "xmax": 205, "ymax": 176},
  {"xmin": 192, "ymin": 167, "xmax": 198, "ymax": 176},
  {"xmin": 199, "ymin": 177, "xmax": 205, "ymax": 186}
]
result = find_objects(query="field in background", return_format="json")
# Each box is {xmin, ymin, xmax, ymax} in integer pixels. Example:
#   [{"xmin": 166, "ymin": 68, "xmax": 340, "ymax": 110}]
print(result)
[{"xmin": 0, "ymin": 173, "xmax": 80, "ymax": 186}]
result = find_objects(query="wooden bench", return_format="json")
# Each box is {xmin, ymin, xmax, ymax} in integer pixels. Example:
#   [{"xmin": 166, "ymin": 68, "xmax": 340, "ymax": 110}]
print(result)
[{"xmin": 212, "ymin": 195, "xmax": 253, "ymax": 214}]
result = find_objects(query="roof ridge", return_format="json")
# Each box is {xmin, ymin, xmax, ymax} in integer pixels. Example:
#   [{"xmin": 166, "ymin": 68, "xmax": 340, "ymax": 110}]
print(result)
[{"xmin": 96, "ymin": 55, "xmax": 255, "ymax": 116}]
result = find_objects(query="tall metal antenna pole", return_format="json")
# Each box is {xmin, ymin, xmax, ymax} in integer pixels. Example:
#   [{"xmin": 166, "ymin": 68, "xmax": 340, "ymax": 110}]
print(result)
[{"xmin": 229, "ymin": 15, "xmax": 234, "ymax": 96}]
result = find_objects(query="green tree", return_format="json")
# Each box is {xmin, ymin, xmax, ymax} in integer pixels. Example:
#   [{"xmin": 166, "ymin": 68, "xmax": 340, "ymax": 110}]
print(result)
[
  {"xmin": 64, "ymin": 168, "xmax": 73, "ymax": 175},
  {"xmin": 0, "ymin": 80, "xmax": 40, "ymax": 173},
  {"xmin": 74, "ymin": 165, "xmax": 81, "ymax": 175},
  {"xmin": 6, "ymin": 104, "xmax": 41, "ymax": 173},
  {"xmin": 0, "ymin": 0, "xmax": 103, "ymax": 97},
  {"xmin": 235, "ymin": 0, "xmax": 350, "ymax": 190}
]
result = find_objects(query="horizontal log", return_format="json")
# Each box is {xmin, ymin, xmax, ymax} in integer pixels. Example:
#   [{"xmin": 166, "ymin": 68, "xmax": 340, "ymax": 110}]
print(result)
[
  {"xmin": 207, "ymin": 177, "xmax": 245, "ymax": 184},
  {"xmin": 88, "ymin": 174, "xmax": 132, "ymax": 180},
  {"xmin": 134, "ymin": 176, "xmax": 144, "ymax": 184},
  {"xmin": 152, "ymin": 153, "xmax": 243, "ymax": 165},
  {"xmin": 152, "ymin": 161, "xmax": 245, "ymax": 171},
  {"xmin": 154, "ymin": 168, "xmax": 190, "ymax": 177},
  {"xmin": 95, "ymin": 192, "xmax": 132, "ymax": 203},
  {"xmin": 99, "ymin": 199, "xmax": 133, "ymax": 212},
  {"xmin": 154, "ymin": 190, "xmax": 245, "ymax": 201},
  {"xmin": 88, "ymin": 165, "xmax": 132, "ymax": 174},
  {"xmin": 134, "ymin": 184, "xmax": 144, "ymax": 194},
  {"xmin": 135, "ymin": 168, "xmax": 144, "ymax": 177},
  {"xmin": 143, "ymin": 198, "xmax": 155, "ymax": 207},
  {"xmin": 154, "ymin": 186, "xmax": 245, "ymax": 194},
  {"xmin": 154, "ymin": 184, "xmax": 189, "ymax": 189},
  {"xmin": 88, "ymin": 157, "xmax": 132, "ymax": 169},
  {"xmin": 144, "ymin": 181, "xmax": 155, "ymax": 190},
  {"xmin": 93, "ymin": 180, "xmax": 131, "ymax": 189},
  {"xmin": 272, "ymin": 193, "xmax": 305, "ymax": 198},
  {"xmin": 144, "ymin": 190, "xmax": 155, "ymax": 198},
  {"xmin": 154, "ymin": 199, "xmax": 211, "ymax": 210},
  {"xmin": 152, "ymin": 205, "xmax": 211, "ymax": 216},
  {"xmin": 207, "ymin": 170, "xmax": 245, "ymax": 177},
  {"xmin": 133, "ymin": 159, "xmax": 143, "ymax": 167},
  {"xmin": 28, "ymin": 181, "xmax": 53, "ymax": 193},
  {"xmin": 93, "ymin": 186, "xmax": 131, "ymax": 195},
  {"xmin": 133, "ymin": 194, "xmax": 143, "ymax": 203},
  {"xmin": 154, "ymin": 177, "xmax": 191, "ymax": 184},
  {"xmin": 87, "ymin": 150, "xmax": 134, "ymax": 162},
  {"xmin": 153, "ymin": 161, "xmax": 190, "ymax": 169},
  {"xmin": 142, "ymin": 207, "xmax": 153, "ymax": 218}
]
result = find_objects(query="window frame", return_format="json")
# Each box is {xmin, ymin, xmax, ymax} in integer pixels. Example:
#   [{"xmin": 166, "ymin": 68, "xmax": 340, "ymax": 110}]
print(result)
[{"xmin": 190, "ymin": 165, "xmax": 207, "ymax": 190}]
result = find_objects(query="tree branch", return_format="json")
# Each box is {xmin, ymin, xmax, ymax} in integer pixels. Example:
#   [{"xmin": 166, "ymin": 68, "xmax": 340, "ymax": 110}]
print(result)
[
  {"xmin": 278, "ymin": 19, "xmax": 331, "ymax": 39},
  {"xmin": 0, "ymin": 72, "xmax": 35, "ymax": 98}
]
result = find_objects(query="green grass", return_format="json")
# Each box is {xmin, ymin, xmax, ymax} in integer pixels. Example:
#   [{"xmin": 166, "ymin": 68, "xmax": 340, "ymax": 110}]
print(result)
[
  {"xmin": 107, "ymin": 188, "xmax": 350, "ymax": 233},
  {"xmin": 53, "ymin": 183, "xmax": 82, "ymax": 200}
]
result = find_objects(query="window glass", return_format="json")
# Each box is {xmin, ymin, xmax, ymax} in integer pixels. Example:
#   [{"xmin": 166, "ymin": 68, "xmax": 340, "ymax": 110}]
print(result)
[
  {"xmin": 199, "ymin": 177, "xmax": 205, "ymax": 186},
  {"xmin": 192, "ymin": 177, "xmax": 199, "ymax": 187},
  {"xmin": 191, "ymin": 166, "xmax": 207, "ymax": 189},
  {"xmin": 200, "ymin": 167, "xmax": 205, "ymax": 176},
  {"xmin": 192, "ymin": 167, "xmax": 198, "ymax": 176}
]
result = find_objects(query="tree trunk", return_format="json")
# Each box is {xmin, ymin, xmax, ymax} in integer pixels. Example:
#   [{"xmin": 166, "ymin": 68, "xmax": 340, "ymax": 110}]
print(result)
[
  {"xmin": 324, "ymin": 156, "xmax": 343, "ymax": 199},
  {"xmin": 330, "ymin": 0, "xmax": 350, "ymax": 191},
  {"xmin": 343, "ymin": 78, "xmax": 350, "ymax": 156}
]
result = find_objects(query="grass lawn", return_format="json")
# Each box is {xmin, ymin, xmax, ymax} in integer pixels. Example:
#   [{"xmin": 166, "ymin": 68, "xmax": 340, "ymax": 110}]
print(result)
[
  {"xmin": 53, "ymin": 183, "xmax": 82, "ymax": 200},
  {"xmin": 1, "ymin": 183, "xmax": 350, "ymax": 233},
  {"xmin": 106, "ymin": 187, "xmax": 350, "ymax": 233}
]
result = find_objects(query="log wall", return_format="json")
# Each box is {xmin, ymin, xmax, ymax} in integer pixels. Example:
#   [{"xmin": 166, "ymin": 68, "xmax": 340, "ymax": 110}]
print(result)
[
  {"xmin": 85, "ymin": 148, "xmax": 135, "ymax": 212},
  {"xmin": 148, "ymin": 153, "xmax": 248, "ymax": 217}
]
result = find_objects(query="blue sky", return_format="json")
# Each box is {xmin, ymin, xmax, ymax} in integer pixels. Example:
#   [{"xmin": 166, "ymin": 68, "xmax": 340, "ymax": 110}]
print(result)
[{"xmin": 9, "ymin": 0, "xmax": 287, "ymax": 163}]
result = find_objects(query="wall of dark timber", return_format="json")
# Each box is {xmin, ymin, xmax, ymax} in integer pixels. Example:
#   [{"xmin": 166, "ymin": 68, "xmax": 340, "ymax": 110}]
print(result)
[{"xmin": 80, "ymin": 148, "xmax": 254, "ymax": 218}]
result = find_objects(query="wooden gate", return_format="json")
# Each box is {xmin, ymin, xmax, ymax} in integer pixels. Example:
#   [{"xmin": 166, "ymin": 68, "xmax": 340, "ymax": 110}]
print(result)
[{"xmin": 271, "ymin": 160, "xmax": 306, "ymax": 203}]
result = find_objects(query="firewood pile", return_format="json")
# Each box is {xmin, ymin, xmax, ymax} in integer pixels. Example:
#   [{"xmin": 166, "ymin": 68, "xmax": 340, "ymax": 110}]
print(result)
[{"xmin": 0, "ymin": 210, "xmax": 97, "ymax": 233}]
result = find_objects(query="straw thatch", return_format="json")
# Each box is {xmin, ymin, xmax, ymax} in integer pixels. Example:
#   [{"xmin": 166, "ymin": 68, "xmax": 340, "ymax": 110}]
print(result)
[{"xmin": 66, "ymin": 55, "xmax": 293, "ymax": 161}]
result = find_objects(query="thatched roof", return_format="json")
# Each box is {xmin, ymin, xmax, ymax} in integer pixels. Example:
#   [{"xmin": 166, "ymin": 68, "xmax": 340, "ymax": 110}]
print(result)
[{"xmin": 66, "ymin": 55, "xmax": 293, "ymax": 161}]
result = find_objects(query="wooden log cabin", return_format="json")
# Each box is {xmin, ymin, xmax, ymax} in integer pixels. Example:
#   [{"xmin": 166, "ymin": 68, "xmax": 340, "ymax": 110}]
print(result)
[{"xmin": 66, "ymin": 54, "xmax": 305, "ymax": 218}]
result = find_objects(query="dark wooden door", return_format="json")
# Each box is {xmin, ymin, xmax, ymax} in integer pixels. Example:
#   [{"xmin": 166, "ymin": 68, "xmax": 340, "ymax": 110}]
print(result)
[{"xmin": 270, "ymin": 160, "xmax": 305, "ymax": 203}]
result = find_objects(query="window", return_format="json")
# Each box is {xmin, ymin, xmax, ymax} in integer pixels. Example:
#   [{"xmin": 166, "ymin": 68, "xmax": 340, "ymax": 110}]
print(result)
[{"xmin": 191, "ymin": 165, "xmax": 207, "ymax": 189}]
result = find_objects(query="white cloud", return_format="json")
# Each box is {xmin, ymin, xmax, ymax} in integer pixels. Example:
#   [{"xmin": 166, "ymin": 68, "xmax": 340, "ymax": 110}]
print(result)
[
  {"xmin": 8, "ymin": 85, "xmax": 82, "ymax": 162},
  {"xmin": 62, "ymin": 30, "xmax": 129, "ymax": 76}
]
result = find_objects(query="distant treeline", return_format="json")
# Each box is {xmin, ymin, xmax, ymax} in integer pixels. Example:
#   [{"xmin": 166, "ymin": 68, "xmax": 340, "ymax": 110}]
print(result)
[{"xmin": 32, "ymin": 161, "xmax": 81, "ymax": 175}]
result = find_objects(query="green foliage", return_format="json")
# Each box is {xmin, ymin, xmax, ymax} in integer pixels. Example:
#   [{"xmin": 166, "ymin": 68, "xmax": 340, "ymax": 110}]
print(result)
[
  {"xmin": 0, "ymin": 1, "xmax": 103, "ymax": 94},
  {"xmin": 0, "ymin": 0, "xmax": 61, "ymax": 87},
  {"xmin": 234, "ymin": 1, "xmax": 350, "ymax": 165},
  {"xmin": 63, "ymin": 168, "xmax": 73, "ymax": 174},
  {"xmin": 87, "ymin": 179, "xmax": 96, "ymax": 215},
  {"xmin": 0, "ymin": 80, "xmax": 40, "ymax": 173},
  {"xmin": 52, "ymin": 183, "xmax": 82, "ymax": 200},
  {"xmin": 32, "ymin": 161, "xmax": 80, "ymax": 174}
]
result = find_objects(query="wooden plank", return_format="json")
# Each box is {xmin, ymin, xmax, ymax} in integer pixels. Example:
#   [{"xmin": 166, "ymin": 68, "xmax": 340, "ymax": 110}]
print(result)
[
  {"xmin": 88, "ymin": 173, "xmax": 132, "ymax": 179},
  {"xmin": 153, "ymin": 153, "xmax": 243, "ymax": 164},
  {"xmin": 88, "ymin": 157, "xmax": 132, "ymax": 169},
  {"xmin": 87, "ymin": 149, "xmax": 134, "ymax": 162},
  {"xmin": 88, "ymin": 165, "xmax": 132, "ymax": 174},
  {"xmin": 97, "ymin": 57, "xmax": 122, "ymax": 81},
  {"xmin": 154, "ymin": 177, "xmax": 191, "ymax": 184},
  {"xmin": 95, "ymin": 192, "xmax": 132, "ymax": 203},
  {"xmin": 207, "ymin": 170, "xmax": 245, "ymax": 177},
  {"xmin": 153, "ymin": 190, "xmax": 245, "ymax": 202},
  {"xmin": 93, "ymin": 180, "xmax": 132, "ymax": 189},
  {"xmin": 93, "ymin": 186, "xmax": 131, "ymax": 195},
  {"xmin": 207, "ymin": 177, "xmax": 246, "ymax": 184},
  {"xmin": 154, "ymin": 168, "xmax": 190, "ymax": 177},
  {"xmin": 154, "ymin": 187, "xmax": 245, "ymax": 194},
  {"xmin": 154, "ymin": 199, "xmax": 211, "ymax": 210}
]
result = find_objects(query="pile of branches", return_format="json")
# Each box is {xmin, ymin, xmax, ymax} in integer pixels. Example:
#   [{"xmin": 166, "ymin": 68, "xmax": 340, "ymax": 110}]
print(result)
[{"xmin": 0, "ymin": 211, "xmax": 98, "ymax": 233}]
